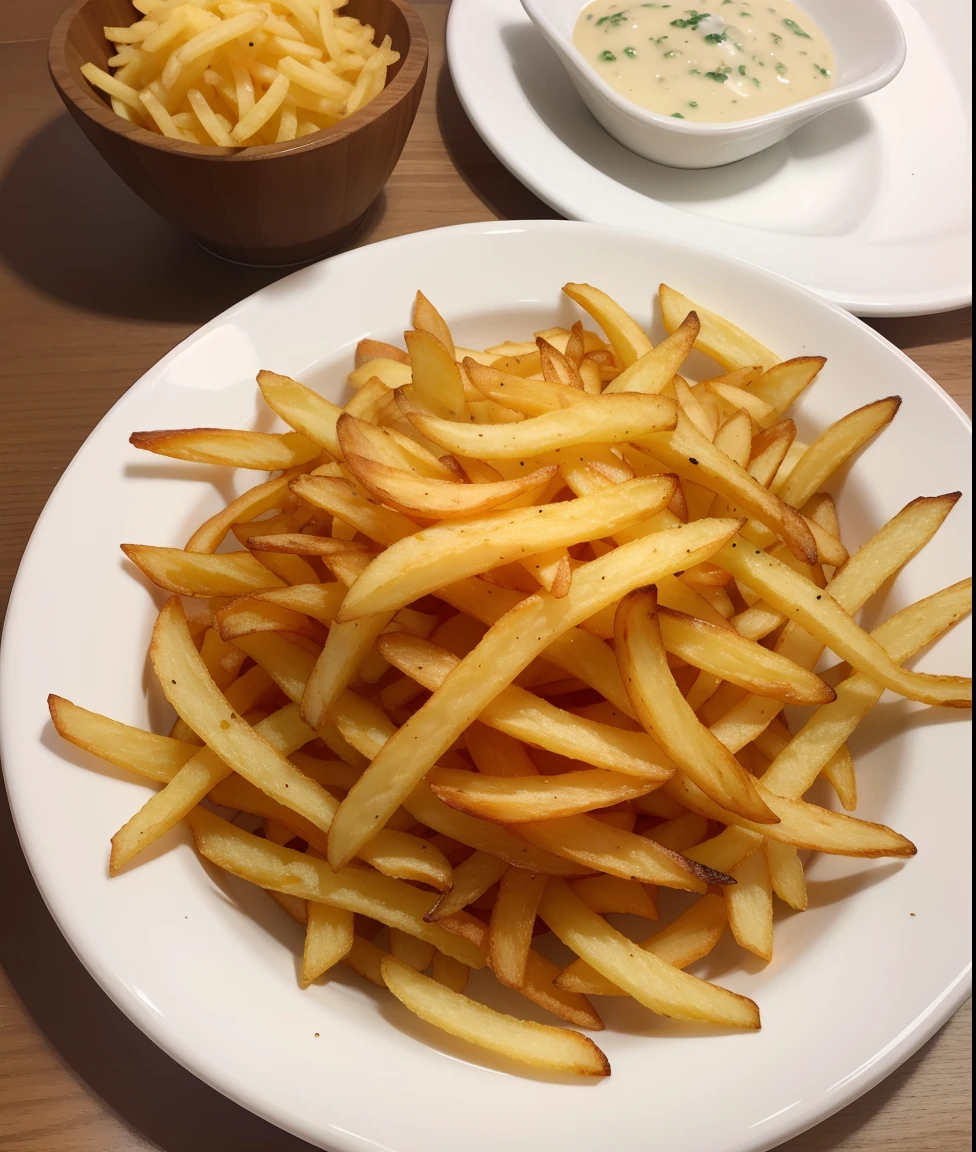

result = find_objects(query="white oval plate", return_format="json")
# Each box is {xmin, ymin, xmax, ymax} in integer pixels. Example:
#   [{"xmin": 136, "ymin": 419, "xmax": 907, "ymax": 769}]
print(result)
[
  {"xmin": 0, "ymin": 221, "xmax": 971, "ymax": 1152},
  {"xmin": 447, "ymin": 0, "xmax": 972, "ymax": 316}
]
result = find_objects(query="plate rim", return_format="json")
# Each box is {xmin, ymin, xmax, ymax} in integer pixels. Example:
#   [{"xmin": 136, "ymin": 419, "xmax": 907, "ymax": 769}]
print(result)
[
  {"xmin": 0, "ymin": 217, "xmax": 971, "ymax": 1152},
  {"xmin": 445, "ymin": 0, "xmax": 973, "ymax": 318}
]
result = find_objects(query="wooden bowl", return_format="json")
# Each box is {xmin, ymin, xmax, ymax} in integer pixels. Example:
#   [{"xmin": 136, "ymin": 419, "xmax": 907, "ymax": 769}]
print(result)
[{"xmin": 49, "ymin": 0, "xmax": 427, "ymax": 265}]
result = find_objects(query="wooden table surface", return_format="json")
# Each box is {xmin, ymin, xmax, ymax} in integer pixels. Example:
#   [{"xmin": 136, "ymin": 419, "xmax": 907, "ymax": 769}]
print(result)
[{"xmin": 0, "ymin": 3, "xmax": 970, "ymax": 1150}]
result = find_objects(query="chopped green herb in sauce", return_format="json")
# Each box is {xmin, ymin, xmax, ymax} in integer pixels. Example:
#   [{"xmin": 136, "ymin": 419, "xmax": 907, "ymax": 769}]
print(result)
[
  {"xmin": 704, "ymin": 70, "xmax": 729, "ymax": 81},
  {"xmin": 769, "ymin": 31, "xmax": 782, "ymax": 44},
  {"xmin": 623, "ymin": 45, "xmax": 638, "ymax": 56},
  {"xmin": 597, "ymin": 11, "xmax": 629, "ymax": 26},
  {"xmin": 671, "ymin": 111, "xmax": 686, "ymax": 116},
  {"xmin": 703, "ymin": 30, "xmax": 728, "ymax": 42},
  {"xmin": 670, "ymin": 10, "xmax": 711, "ymax": 28},
  {"xmin": 782, "ymin": 16, "xmax": 811, "ymax": 37},
  {"xmin": 598, "ymin": 49, "xmax": 617, "ymax": 60}
]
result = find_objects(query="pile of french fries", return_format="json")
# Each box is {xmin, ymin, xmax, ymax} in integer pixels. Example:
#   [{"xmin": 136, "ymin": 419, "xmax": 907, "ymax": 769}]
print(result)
[
  {"xmin": 82, "ymin": 0, "xmax": 399, "ymax": 146},
  {"xmin": 50, "ymin": 283, "xmax": 972, "ymax": 1077}
]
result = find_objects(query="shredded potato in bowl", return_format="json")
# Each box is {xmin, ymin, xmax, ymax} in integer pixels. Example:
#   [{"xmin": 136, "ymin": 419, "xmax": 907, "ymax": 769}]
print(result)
[{"xmin": 81, "ymin": 0, "xmax": 401, "ymax": 146}]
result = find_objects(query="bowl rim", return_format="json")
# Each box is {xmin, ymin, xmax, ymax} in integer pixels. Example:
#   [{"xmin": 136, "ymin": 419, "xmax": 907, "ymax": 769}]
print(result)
[
  {"xmin": 521, "ymin": 0, "xmax": 906, "ymax": 137},
  {"xmin": 48, "ymin": 0, "xmax": 428, "ymax": 161}
]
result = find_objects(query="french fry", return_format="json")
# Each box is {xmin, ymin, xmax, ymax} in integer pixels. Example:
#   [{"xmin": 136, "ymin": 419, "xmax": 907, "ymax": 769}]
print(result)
[
  {"xmin": 413, "ymin": 291, "xmax": 455, "ymax": 357},
  {"xmin": 336, "ymin": 413, "xmax": 461, "ymax": 481},
  {"xmin": 540, "ymin": 880, "xmax": 759, "ymax": 1028},
  {"xmin": 570, "ymin": 874, "xmax": 658, "ymax": 919},
  {"xmin": 379, "ymin": 956, "xmax": 610, "ymax": 1076},
  {"xmin": 425, "ymin": 851, "xmax": 510, "ymax": 921},
  {"xmin": 328, "ymin": 517, "xmax": 743, "ymax": 870},
  {"xmin": 129, "ymin": 428, "xmax": 320, "ymax": 470},
  {"xmin": 603, "ymin": 311, "xmax": 700, "ymax": 395},
  {"xmin": 555, "ymin": 894, "xmax": 728, "ymax": 995},
  {"xmin": 184, "ymin": 469, "xmax": 305, "ymax": 553},
  {"xmin": 431, "ymin": 950, "xmax": 470, "ymax": 993},
  {"xmin": 429, "ymin": 766, "xmax": 659, "ymax": 822},
  {"xmin": 302, "ymin": 902, "xmax": 354, "ymax": 985},
  {"xmin": 659, "ymin": 284, "xmax": 778, "ymax": 373},
  {"xmin": 379, "ymin": 633, "xmax": 675, "ymax": 779},
  {"xmin": 338, "ymin": 475, "xmax": 677, "ymax": 620},
  {"xmin": 489, "ymin": 868, "xmax": 549, "ymax": 988},
  {"xmin": 257, "ymin": 370, "xmax": 342, "ymax": 457},
  {"xmin": 402, "ymin": 391, "xmax": 676, "ymax": 460},
  {"xmin": 562, "ymin": 283, "xmax": 652, "ymax": 367},
  {"xmin": 188, "ymin": 809, "xmax": 484, "ymax": 967},
  {"xmin": 390, "ymin": 928, "xmax": 436, "ymax": 972},
  {"xmin": 760, "ymin": 579, "xmax": 972, "ymax": 799},
  {"xmin": 616, "ymin": 588, "xmax": 777, "ymax": 824},
  {"xmin": 764, "ymin": 839, "xmax": 807, "ymax": 911},
  {"xmin": 122, "ymin": 545, "xmax": 284, "ymax": 597},
  {"xmin": 774, "ymin": 397, "xmax": 901, "ymax": 507},
  {"xmin": 747, "ymin": 357, "xmax": 825, "ymax": 420},
  {"xmin": 725, "ymin": 845, "xmax": 774, "ymax": 961},
  {"xmin": 343, "ymin": 454, "xmax": 557, "ymax": 518}
]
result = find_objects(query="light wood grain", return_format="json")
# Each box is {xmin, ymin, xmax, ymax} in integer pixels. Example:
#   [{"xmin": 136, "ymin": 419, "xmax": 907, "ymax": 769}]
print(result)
[{"xmin": 0, "ymin": 2, "xmax": 970, "ymax": 1150}]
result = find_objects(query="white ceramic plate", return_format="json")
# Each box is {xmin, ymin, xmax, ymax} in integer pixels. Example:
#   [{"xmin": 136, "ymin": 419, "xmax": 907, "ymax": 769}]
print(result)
[
  {"xmin": 447, "ymin": 0, "xmax": 972, "ymax": 316},
  {"xmin": 1, "ymin": 221, "xmax": 971, "ymax": 1152}
]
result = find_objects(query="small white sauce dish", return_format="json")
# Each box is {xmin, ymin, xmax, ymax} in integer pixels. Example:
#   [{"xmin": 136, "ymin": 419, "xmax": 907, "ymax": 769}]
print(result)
[{"xmin": 520, "ymin": 0, "xmax": 906, "ymax": 168}]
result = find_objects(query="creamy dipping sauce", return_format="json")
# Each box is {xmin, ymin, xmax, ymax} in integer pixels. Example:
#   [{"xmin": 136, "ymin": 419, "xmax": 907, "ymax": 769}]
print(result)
[{"xmin": 573, "ymin": 1, "xmax": 835, "ymax": 123}]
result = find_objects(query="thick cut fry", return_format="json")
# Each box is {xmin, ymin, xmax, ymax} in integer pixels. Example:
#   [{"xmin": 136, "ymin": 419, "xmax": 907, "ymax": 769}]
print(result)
[
  {"xmin": 251, "ymin": 583, "xmax": 347, "ymax": 625},
  {"xmin": 391, "ymin": 928, "xmax": 436, "ymax": 972},
  {"xmin": 187, "ymin": 810, "xmax": 484, "ymax": 967},
  {"xmin": 343, "ymin": 934, "xmax": 388, "ymax": 987},
  {"xmin": 328, "ymin": 517, "xmax": 742, "ymax": 870},
  {"xmin": 466, "ymin": 722, "xmax": 539, "ymax": 777},
  {"xmin": 725, "ymin": 846, "xmax": 773, "ymax": 961},
  {"xmin": 434, "ymin": 913, "xmax": 604, "ymax": 1028},
  {"xmin": 660, "ymin": 284, "xmax": 778, "ymax": 373},
  {"xmin": 302, "ymin": 902, "xmax": 354, "ymax": 985},
  {"xmin": 338, "ymin": 475, "xmax": 677, "ymax": 620},
  {"xmin": 555, "ymin": 894, "xmax": 727, "ymax": 995},
  {"xmin": 540, "ymin": 881, "xmax": 759, "ymax": 1028},
  {"xmin": 123, "ymin": 545, "xmax": 285, "ymax": 597},
  {"xmin": 380, "ymin": 956, "xmax": 609, "ymax": 1076},
  {"xmin": 431, "ymin": 950, "xmax": 469, "ymax": 993},
  {"xmin": 429, "ymin": 767, "xmax": 658, "ymax": 823},
  {"xmin": 716, "ymin": 539, "xmax": 971, "ymax": 708},
  {"xmin": 257, "ymin": 370, "xmax": 342, "ymax": 457},
  {"xmin": 290, "ymin": 475, "xmax": 417, "ymax": 545},
  {"xmin": 344, "ymin": 454, "xmax": 557, "ymax": 518},
  {"xmin": 760, "ymin": 579, "xmax": 972, "ymax": 798},
  {"xmin": 48, "ymin": 696, "xmax": 197, "ymax": 783},
  {"xmin": 233, "ymin": 652, "xmax": 591, "ymax": 877},
  {"xmin": 425, "ymin": 851, "xmax": 510, "ymax": 921},
  {"xmin": 336, "ymin": 414, "xmax": 461, "ymax": 481},
  {"xmin": 659, "ymin": 609, "xmax": 834, "ymax": 705},
  {"xmin": 764, "ymin": 839, "xmax": 807, "ymax": 911},
  {"xmin": 403, "ymin": 391, "xmax": 676, "ymax": 460},
  {"xmin": 747, "ymin": 357, "xmax": 825, "ymax": 419},
  {"xmin": 378, "ymin": 634, "xmax": 673, "ymax": 779},
  {"xmin": 571, "ymin": 874, "xmax": 658, "ymax": 919},
  {"xmin": 642, "ymin": 413, "xmax": 817, "ymax": 564},
  {"xmin": 404, "ymin": 329, "xmax": 465, "ymax": 420},
  {"xmin": 562, "ymin": 283, "xmax": 652, "ymax": 367},
  {"xmin": 516, "ymin": 815, "xmax": 718, "ymax": 891},
  {"xmin": 616, "ymin": 589, "xmax": 777, "ymax": 824},
  {"xmin": 663, "ymin": 772, "xmax": 916, "ymax": 857},
  {"xmin": 214, "ymin": 596, "xmax": 324, "ymax": 643},
  {"xmin": 413, "ymin": 291, "xmax": 455, "ymax": 358},
  {"xmin": 185, "ymin": 471, "xmax": 299, "ymax": 553},
  {"xmin": 684, "ymin": 826, "xmax": 762, "ymax": 873},
  {"xmin": 301, "ymin": 607, "xmax": 395, "ymax": 731},
  {"xmin": 774, "ymin": 398, "xmax": 902, "ymax": 509},
  {"xmin": 489, "ymin": 869, "xmax": 548, "ymax": 988},
  {"xmin": 604, "ymin": 312, "xmax": 700, "ymax": 395},
  {"xmin": 129, "ymin": 428, "xmax": 320, "ymax": 470}
]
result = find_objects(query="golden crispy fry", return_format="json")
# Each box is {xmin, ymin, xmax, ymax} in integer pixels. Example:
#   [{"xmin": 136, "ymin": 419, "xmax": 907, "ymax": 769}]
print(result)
[
  {"xmin": 302, "ymin": 902, "xmax": 354, "ymax": 985},
  {"xmin": 489, "ymin": 868, "xmax": 549, "ymax": 988},
  {"xmin": 328, "ymin": 517, "xmax": 742, "ymax": 870},
  {"xmin": 188, "ymin": 809, "xmax": 484, "ymax": 966},
  {"xmin": 429, "ymin": 766, "xmax": 658, "ymax": 822},
  {"xmin": 123, "ymin": 545, "xmax": 285, "ymax": 597},
  {"xmin": 725, "ymin": 846, "xmax": 774, "ymax": 961},
  {"xmin": 130, "ymin": 428, "xmax": 320, "ymax": 470},
  {"xmin": 339, "ymin": 475, "xmax": 676, "ymax": 620},
  {"xmin": 380, "ymin": 956, "xmax": 610, "ymax": 1076},
  {"xmin": 659, "ymin": 284, "xmax": 778, "ymax": 373},
  {"xmin": 540, "ymin": 880, "xmax": 759, "ymax": 1028},
  {"xmin": 616, "ymin": 588, "xmax": 777, "ymax": 823},
  {"xmin": 562, "ymin": 283, "xmax": 652, "ymax": 367},
  {"xmin": 402, "ymin": 392, "xmax": 677, "ymax": 459},
  {"xmin": 555, "ymin": 893, "xmax": 727, "ymax": 995}
]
